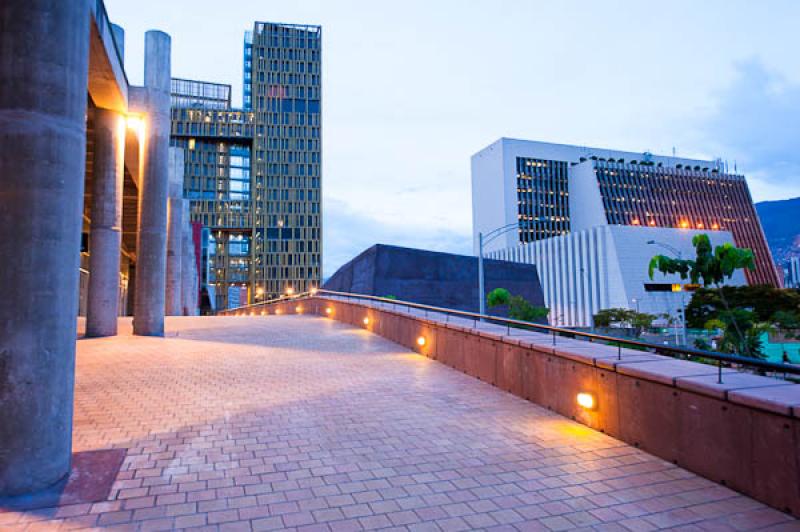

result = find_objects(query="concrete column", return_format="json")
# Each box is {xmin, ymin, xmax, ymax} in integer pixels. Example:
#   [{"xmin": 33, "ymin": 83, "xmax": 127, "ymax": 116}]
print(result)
[
  {"xmin": 86, "ymin": 109, "xmax": 125, "ymax": 337},
  {"xmin": 165, "ymin": 148, "xmax": 184, "ymax": 315},
  {"xmin": 181, "ymin": 201, "xmax": 197, "ymax": 315},
  {"xmin": 0, "ymin": 0, "xmax": 90, "ymax": 496},
  {"xmin": 131, "ymin": 31, "xmax": 171, "ymax": 336}
]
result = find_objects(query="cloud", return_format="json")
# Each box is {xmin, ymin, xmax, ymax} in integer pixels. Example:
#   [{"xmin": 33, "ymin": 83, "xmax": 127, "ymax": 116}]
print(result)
[
  {"xmin": 700, "ymin": 60, "xmax": 800, "ymax": 200},
  {"xmin": 322, "ymin": 198, "xmax": 471, "ymax": 278}
]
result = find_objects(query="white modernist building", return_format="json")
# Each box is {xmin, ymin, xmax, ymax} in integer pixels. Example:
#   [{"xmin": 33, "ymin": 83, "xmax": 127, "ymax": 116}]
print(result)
[
  {"xmin": 471, "ymin": 138, "xmax": 763, "ymax": 327},
  {"xmin": 488, "ymin": 225, "xmax": 744, "ymax": 327}
]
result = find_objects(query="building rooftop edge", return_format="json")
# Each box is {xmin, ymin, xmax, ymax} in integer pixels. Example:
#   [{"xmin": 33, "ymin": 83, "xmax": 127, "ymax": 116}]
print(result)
[{"xmin": 473, "ymin": 136, "xmax": 722, "ymax": 169}]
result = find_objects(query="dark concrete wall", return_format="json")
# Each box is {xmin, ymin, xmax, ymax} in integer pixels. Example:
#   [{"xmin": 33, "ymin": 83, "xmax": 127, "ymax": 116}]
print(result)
[{"xmin": 324, "ymin": 244, "xmax": 546, "ymax": 319}]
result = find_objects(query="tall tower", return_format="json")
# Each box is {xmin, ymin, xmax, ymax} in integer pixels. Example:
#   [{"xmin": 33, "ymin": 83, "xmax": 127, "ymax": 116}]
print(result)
[
  {"xmin": 170, "ymin": 21, "xmax": 322, "ymax": 310},
  {"xmin": 246, "ymin": 22, "xmax": 323, "ymax": 300}
]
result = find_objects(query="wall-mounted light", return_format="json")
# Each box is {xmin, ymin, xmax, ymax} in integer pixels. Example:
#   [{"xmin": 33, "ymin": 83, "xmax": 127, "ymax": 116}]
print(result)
[
  {"xmin": 417, "ymin": 336, "xmax": 426, "ymax": 346},
  {"xmin": 577, "ymin": 392, "xmax": 596, "ymax": 410},
  {"xmin": 310, "ymin": 288, "xmax": 318, "ymax": 295},
  {"xmin": 325, "ymin": 307, "xmax": 332, "ymax": 315},
  {"xmin": 363, "ymin": 317, "xmax": 370, "ymax": 325},
  {"xmin": 275, "ymin": 309, "xmax": 282, "ymax": 315},
  {"xmin": 296, "ymin": 306, "xmax": 302, "ymax": 313}
]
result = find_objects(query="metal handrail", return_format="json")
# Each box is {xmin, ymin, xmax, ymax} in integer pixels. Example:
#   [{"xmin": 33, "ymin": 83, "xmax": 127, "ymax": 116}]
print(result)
[{"xmin": 218, "ymin": 289, "xmax": 800, "ymax": 378}]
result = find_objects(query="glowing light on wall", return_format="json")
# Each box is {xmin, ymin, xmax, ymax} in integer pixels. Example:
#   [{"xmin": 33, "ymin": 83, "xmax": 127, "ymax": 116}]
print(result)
[
  {"xmin": 417, "ymin": 336, "xmax": 426, "ymax": 346},
  {"xmin": 576, "ymin": 392, "xmax": 596, "ymax": 410},
  {"xmin": 126, "ymin": 115, "xmax": 145, "ymax": 139}
]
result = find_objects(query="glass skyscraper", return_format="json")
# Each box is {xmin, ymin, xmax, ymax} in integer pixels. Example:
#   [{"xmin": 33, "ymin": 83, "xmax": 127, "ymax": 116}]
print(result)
[{"xmin": 171, "ymin": 21, "xmax": 322, "ymax": 310}]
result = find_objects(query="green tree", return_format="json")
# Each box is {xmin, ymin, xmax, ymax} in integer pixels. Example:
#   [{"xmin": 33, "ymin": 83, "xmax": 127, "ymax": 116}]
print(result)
[
  {"xmin": 648, "ymin": 234, "xmax": 755, "ymax": 286},
  {"xmin": 592, "ymin": 308, "xmax": 657, "ymax": 337},
  {"xmin": 686, "ymin": 285, "xmax": 800, "ymax": 328},
  {"xmin": 486, "ymin": 288, "xmax": 549, "ymax": 322},
  {"xmin": 649, "ymin": 234, "xmax": 760, "ymax": 357},
  {"xmin": 713, "ymin": 309, "xmax": 769, "ymax": 359}
]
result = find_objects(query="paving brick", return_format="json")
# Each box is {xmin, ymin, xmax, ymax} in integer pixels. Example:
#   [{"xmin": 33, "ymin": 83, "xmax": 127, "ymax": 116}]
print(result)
[{"xmin": 1, "ymin": 315, "xmax": 793, "ymax": 531}]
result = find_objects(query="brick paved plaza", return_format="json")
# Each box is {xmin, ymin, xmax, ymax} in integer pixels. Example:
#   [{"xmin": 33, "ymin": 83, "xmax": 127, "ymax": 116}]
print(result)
[{"xmin": 1, "ymin": 316, "xmax": 796, "ymax": 531}]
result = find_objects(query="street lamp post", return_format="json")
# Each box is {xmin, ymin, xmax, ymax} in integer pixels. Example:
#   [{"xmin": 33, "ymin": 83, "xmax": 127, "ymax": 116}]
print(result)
[
  {"xmin": 647, "ymin": 240, "xmax": 687, "ymax": 346},
  {"xmin": 478, "ymin": 223, "xmax": 522, "ymax": 316}
]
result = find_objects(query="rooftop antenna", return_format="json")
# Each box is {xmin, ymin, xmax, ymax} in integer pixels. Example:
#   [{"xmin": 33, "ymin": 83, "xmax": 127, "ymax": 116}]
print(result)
[
  {"xmin": 734, "ymin": 161, "xmax": 737, "ymax": 173},
  {"xmin": 672, "ymin": 146, "xmax": 676, "ymax": 157}
]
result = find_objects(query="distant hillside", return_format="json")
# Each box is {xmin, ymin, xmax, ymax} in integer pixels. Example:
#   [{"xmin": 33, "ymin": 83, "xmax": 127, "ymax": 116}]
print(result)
[{"xmin": 755, "ymin": 196, "xmax": 800, "ymax": 266}]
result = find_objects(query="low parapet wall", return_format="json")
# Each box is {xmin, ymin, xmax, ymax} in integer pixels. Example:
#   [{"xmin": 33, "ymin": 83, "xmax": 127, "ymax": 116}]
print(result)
[{"xmin": 224, "ymin": 297, "xmax": 800, "ymax": 515}]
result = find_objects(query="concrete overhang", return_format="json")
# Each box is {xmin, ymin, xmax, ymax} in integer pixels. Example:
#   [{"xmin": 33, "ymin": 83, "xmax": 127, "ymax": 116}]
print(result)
[{"xmin": 88, "ymin": 2, "xmax": 128, "ymax": 112}]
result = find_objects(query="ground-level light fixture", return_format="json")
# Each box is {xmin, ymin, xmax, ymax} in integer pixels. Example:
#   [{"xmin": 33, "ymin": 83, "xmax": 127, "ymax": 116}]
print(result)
[
  {"xmin": 285, "ymin": 287, "xmax": 294, "ymax": 296},
  {"xmin": 310, "ymin": 287, "xmax": 318, "ymax": 295},
  {"xmin": 417, "ymin": 336, "xmax": 426, "ymax": 346},
  {"xmin": 576, "ymin": 392, "xmax": 596, "ymax": 410}
]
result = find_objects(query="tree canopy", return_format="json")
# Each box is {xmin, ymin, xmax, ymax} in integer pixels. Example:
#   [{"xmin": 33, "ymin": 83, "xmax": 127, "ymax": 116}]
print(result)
[
  {"xmin": 648, "ymin": 234, "xmax": 755, "ymax": 286},
  {"xmin": 593, "ymin": 308, "xmax": 657, "ymax": 337},
  {"xmin": 486, "ymin": 288, "xmax": 549, "ymax": 323},
  {"xmin": 686, "ymin": 285, "xmax": 800, "ymax": 328}
]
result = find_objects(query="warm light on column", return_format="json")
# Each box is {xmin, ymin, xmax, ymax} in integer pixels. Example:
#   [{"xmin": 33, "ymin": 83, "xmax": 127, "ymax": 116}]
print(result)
[
  {"xmin": 126, "ymin": 114, "xmax": 145, "ymax": 139},
  {"xmin": 310, "ymin": 287, "xmax": 318, "ymax": 295},
  {"xmin": 325, "ymin": 307, "xmax": 332, "ymax": 316},
  {"xmin": 296, "ymin": 306, "xmax": 302, "ymax": 313},
  {"xmin": 363, "ymin": 317, "xmax": 370, "ymax": 325},
  {"xmin": 577, "ymin": 392, "xmax": 596, "ymax": 410},
  {"xmin": 417, "ymin": 336, "xmax": 426, "ymax": 346},
  {"xmin": 285, "ymin": 287, "xmax": 294, "ymax": 296},
  {"xmin": 275, "ymin": 309, "xmax": 282, "ymax": 315}
]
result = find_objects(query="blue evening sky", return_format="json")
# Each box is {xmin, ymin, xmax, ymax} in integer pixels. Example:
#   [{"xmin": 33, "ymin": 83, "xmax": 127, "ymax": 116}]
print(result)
[{"xmin": 106, "ymin": 0, "xmax": 800, "ymax": 275}]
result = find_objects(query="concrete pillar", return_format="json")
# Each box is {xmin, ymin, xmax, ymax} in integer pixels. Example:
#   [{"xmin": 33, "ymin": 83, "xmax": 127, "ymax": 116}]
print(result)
[
  {"xmin": 131, "ymin": 31, "xmax": 171, "ymax": 336},
  {"xmin": 0, "ymin": 0, "xmax": 90, "ymax": 496},
  {"xmin": 165, "ymin": 148, "xmax": 184, "ymax": 315},
  {"xmin": 86, "ymin": 109, "xmax": 125, "ymax": 337},
  {"xmin": 181, "ymin": 201, "xmax": 197, "ymax": 315}
]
